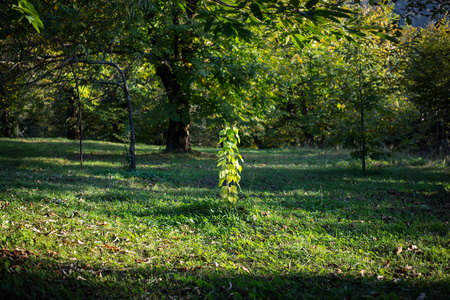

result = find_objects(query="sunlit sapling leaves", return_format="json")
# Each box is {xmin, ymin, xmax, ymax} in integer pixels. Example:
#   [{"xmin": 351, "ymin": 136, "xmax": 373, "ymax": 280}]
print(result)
[{"xmin": 217, "ymin": 124, "xmax": 243, "ymax": 204}]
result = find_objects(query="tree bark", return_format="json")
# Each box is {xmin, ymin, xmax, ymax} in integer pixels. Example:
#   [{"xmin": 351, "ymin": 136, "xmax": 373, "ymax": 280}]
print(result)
[
  {"xmin": 156, "ymin": 61, "xmax": 192, "ymax": 153},
  {"xmin": 150, "ymin": 1, "xmax": 199, "ymax": 153},
  {"xmin": 0, "ymin": 84, "xmax": 11, "ymax": 138},
  {"xmin": 0, "ymin": 109, "xmax": 11, "ymax": 138},
  {"xmin": 66, "ymin": 88, "xmax": 78, "ymax": 140}
]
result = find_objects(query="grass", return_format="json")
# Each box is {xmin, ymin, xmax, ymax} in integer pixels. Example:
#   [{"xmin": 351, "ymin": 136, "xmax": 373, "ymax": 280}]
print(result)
[{"xmin": 0, "ymin": 138, "xmax": 449, "ymax": 299}]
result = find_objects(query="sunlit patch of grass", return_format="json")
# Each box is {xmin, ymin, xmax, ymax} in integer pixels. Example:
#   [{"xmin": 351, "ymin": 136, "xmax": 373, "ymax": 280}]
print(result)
[{"xmin": 0, "ymin": 138, "xmax": 449, "ymax": 299}]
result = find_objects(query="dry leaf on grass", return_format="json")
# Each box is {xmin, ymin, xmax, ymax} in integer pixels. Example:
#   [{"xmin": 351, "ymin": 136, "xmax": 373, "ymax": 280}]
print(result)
[
  {"xmin": 102, "ymin": 244, "xmax": 120, "ymax": 252},
  {"xmin": 416, "ymin": 292, "xmax": 426, "ymax": 300}
]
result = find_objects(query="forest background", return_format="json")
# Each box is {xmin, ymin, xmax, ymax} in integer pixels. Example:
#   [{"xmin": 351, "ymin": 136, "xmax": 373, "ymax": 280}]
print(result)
[{"xmin": 1, "ymin": 0, "xmax": 449, "ymax": 161}]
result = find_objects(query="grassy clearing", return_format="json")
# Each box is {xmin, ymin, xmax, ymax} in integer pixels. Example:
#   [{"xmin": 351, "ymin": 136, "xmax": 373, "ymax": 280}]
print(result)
[{"xmin": 0, "ymin": 138, "xmax": 449, "ymax": 299}]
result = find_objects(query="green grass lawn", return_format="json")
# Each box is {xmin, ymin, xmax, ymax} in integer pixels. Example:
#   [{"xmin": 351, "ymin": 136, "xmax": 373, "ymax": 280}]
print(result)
[{"xmin": 0, "ymin": 138, "xmax": 449, "ymax": 299}]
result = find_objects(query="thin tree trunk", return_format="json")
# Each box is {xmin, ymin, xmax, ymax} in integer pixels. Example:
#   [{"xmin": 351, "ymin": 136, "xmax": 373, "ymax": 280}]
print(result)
[
  {"xmin": 361, "ymin": 105, "xmax": 366, "ymax": 172},
  {"xmin": 68, "ymin": 61, "xmax": 83, "ymax": 170},
  {"xmin": 66, "ymin": 91, "xmax": 78, "ymax": 140},
  {"xmin": 358, "ymin": 61, "xmax": 366, "ymax": 172},
  {"xmin": 68, "ymin": 59, "xmax": 136, "ymax": 170},
  {"xmin": 435, "ymin": 98, "xmax": 440, "ymax": 156}
]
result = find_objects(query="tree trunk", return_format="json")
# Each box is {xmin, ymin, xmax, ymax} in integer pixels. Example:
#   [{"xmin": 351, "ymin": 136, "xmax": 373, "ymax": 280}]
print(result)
[
  {"xmin": 0, "ymin": 109, "xmax": 11, "ymax": 138},
  {"xmin": 66, "ymin": 91, "xmax": 78, "ymax": 140},
  {"xmin": 156, "ymin": 56, "xmax": 192, "ymax": 153},
  {"xmin": 0, "ymin": 84, "xmax": 11, "ymax": 138},
  {"xmin": 150, "ymin": 2, "xmax": 199, "ymax": 153},
  {"xmin": 157, "ymin": 62, "xmax": 192, "ymax": 153},
  {"xmin": 166, "ymin": 119, "xmax": 191, "ymax": 153}
]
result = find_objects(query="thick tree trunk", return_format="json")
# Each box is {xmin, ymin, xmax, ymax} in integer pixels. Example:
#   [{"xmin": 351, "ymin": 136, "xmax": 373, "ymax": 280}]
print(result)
[
  {"xmin": 156, "ymin": 60, "xmax": 192, "ymax": 153},
  {"xmin": 150, "ymin": 1, "xmax": 199, "ymax": 153},
  {"xmin": 166, "ymin": 119, "xmax": 191, "ymax": 153}
]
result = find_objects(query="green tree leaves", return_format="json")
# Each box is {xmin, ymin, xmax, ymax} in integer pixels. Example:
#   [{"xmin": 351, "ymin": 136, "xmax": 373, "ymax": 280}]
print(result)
[
  {"xmin": 404, "ymin": 23, "xmax": 450, "ymax": 154},
  {"xmin": 12, "ymin": 0, "xmax": 43, "ymax": 32}
]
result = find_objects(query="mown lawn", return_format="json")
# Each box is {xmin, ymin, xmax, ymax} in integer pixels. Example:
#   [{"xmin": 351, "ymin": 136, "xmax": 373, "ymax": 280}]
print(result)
[{"xmin": 0, "ymin": 138, "xmax": 449, "ymax": 299}]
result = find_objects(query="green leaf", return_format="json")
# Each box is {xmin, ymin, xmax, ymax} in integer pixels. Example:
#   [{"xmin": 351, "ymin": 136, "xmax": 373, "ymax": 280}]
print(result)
[
  {"xmin": 373, "ymin": 32, "xmax": 397, "ymax": 43},
  {"xmin": 290, "ymin": 0, "xmax": 300, "ymax": 8},
  {"xmin": 292, "ymin": 34, "xmax": 307, "ymax": 48},
  {"xmin": 250, "ymin": 3, "xmax": 263, "ymax": 21},
  {"xmin": 314, "ymin": 9, "xmax": 351, "ymax": 20},
  {"xmin": 12, "ymin": 0, "xmax": 43, "ymax": 33},
  {"xmin": 204, "ymin": 18, "xmax": 214, "ymax": 33},
  {"xmin": 305, "ymin": 0, "xmax": 319, "ymax": 10}
]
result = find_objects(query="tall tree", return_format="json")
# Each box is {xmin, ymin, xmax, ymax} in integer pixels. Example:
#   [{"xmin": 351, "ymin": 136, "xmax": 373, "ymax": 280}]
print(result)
[
  {"xmin": 404, "ymin": 23, "xmax": 450, "ymax": 155},
  {"xmin": 139, "ymin": 0, "xmax": 390, "ymax": 152}
]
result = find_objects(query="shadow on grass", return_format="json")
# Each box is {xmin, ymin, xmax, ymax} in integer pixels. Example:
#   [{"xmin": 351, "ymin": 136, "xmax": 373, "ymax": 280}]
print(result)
[
  {"xmin": 2, "ymin": 140, "xmax": 447, "ymax": 197},
  {"xmin": 1, "ymin": 255, "xmax": 449, "ymax": 300}
]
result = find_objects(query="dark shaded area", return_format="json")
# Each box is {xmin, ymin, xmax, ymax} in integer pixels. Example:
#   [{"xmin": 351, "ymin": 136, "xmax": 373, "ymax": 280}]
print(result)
[{"xmin": 1, "ymin": 254, "xmax": 449, "ymax": 300}]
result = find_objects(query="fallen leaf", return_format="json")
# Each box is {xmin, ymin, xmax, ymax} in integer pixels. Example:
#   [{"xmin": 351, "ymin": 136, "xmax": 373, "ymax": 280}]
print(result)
[
  {"xmin": 370, "ymin": 291, "xmax": 380, "ymax": 297},
  {"xmin": 240, "ymin": 266, "xmax": 250, "ymax": 273},
  {"xmin": 395, "ymin": 247, "xmax": 403, "ymax": 255},
  {"xmin": 103, "ymin": 244, "xmax": 120, "ymax": 252},
  {"xmin": 408, "ymin": 245, "xmax": 419, "ymax": 252},
  {"xmin": 360, "ymin": 269, "xmax": 366, "ymax": 276},
  {"xmin": 403, "ymin": 265, "xmax": 413, "ymax": 272},
  {"xmin": 411, "ymin": 270, "xmax": 422, "ymax": 277},
  {"xmin": 393, "ymin": 278, "xmax": 402, "ymax": 284},
  {"xmin": 175, "ymin": 267, "xmax": 188, "ymax": 272},
  {"xmin": 397, "ymin": 265, "xmax": 413, "ymax": 274},
  {"xmin": 416, "ymin": 292, "xmax": 426, "ymax": 300},
  {"xmin": 30, "ymin": 227, "xmax": 41, "ymax": 233},
  {"xmin": 382, "ymin": 214, "xmax": 394, "ymax": 221}
]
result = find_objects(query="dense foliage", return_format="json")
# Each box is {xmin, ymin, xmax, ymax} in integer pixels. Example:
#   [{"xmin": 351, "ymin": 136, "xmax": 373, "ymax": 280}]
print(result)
[{"xmin": 1, "ymin": 0, "xmax": 449, "ymax": 158}]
